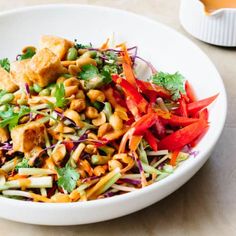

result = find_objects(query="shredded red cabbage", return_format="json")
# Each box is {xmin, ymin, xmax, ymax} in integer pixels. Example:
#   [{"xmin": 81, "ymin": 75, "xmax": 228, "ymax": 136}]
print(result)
[{"xmin": 119, "ymin": 178, "xmax": 141, "ymax": 185}]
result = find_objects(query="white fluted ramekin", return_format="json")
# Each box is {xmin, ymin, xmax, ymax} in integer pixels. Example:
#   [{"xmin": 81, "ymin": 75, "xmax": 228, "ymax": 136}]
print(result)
[{"xmin": 180, "ymin": 0, "xmax": 236, "ymax": 47}]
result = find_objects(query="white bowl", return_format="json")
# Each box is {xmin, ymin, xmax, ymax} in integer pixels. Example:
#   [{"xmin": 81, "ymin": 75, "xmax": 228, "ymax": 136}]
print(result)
[
  {"xmin": 0, "ymin": 4, "xmax": 227, "ymax": 225},
  {"xmin": 180, "ymin": 0, "xmax": 236, "ymax": 46}
]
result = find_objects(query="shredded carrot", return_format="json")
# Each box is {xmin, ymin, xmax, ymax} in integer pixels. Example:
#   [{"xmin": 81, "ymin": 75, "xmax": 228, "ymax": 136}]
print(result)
[
  {"xmin": 86, "ymin": 168, "xmax": 120, "ymax": 199},
  {"xmin": 8, "ymin": 174, "xmax": 28, "ymax": 181},
  {"xmin": 170, "ymin": 151, "xmax": 180, "ymax": 166},
  {"xmin": 129, "ymin": 135, "xmax": 143, "ymax": 151},
  {"xmin": 30, "ymin": 192, "xmax": 52, "ymax": 203},
  {"xmin": 100, "ymin": 38, "xmax": 110, "ymax": 50}
]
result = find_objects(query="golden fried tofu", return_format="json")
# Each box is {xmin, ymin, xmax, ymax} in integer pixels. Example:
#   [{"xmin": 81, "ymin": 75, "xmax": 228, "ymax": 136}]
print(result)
[
  {"xmin": 40, "ymin": 35, "xmax": 73, "ymax": 60},
  {"xmin": 11, "ymin": 122, "xmax": 45, "ymax": 153},
  {"xmin": 0, "ymin": 127, "xmax": 9, "ymax": 142},
  {"xmin": 0, "ymin": 67, "xmax": 18, "ymax": 92},
  {"xmin": 10, "ymin": 59, "xmax": 33, "ymax": 86},
  {"xmin": 27, "ymin": 48, "xmax": 66, "ymax": 87}
]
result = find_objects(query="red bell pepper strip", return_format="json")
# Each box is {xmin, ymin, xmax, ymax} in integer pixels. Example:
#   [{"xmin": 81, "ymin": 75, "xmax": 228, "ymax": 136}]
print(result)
[
  {"xmin": 178, "ymin": 97, "xmax": 188, "ymax": 117},
  {"xmin": 189, "ymin": 125, "xmax": 209, "ymax": 148},
  {"xmin": 35, "ymin": 114, "xmax": 44, "ymax": 120},
  {"xmin": 170, "ymin": 150, "xmax": 180, "ymax": 166},
  {"xmin": 185, "ymin": 80, "xmax": 197, "ymax": 103},
  {"xmin": 112, "ymin": 75, "xmax": 148, "ymax": 113},
  {"xmin": 154, "ymin": 116, "xmax": 166, "ymax": 138},
  {"xmin": 192, "ymin": 108, "xmax": 209, "ymax": 121},
  {"xmin": 136, "ymin": 79, "xmax": 171, "ymax": 100},
  {"xmin": 161, "ymin": 114, "xmax": 199, "ymax": 127},
  {"xmin": 126, "ymin": 96, "xmax": 141, "ymax": 119},
  {"xmin": 199, "ymin": 108, "xmax": 209, "ymax": 121},
  {"xmin": 64, "ymin": 141, "xmax": 74, "ymax": 152},
  {"xmin": 113, "ymin": 88, "xmax": 127, "ymax": 108},
  {"xmin": 187, "ymin": 94, "xmax": 218, "ymax": 115},
  {"xmin": 159, "ymin": 119, "xmax": 208, "ymax": 151},
  {"xmin": 144, "ymin": 130, "xmax": 158, "ymax": 151},
  {"xmin": 133, "ymin": 113, "xmax": 158, "ymax": 135}
]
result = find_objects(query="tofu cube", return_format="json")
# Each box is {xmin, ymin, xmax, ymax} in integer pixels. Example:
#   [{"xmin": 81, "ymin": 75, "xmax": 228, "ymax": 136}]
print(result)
[
  {"xmin": 0, "ymin": 67, "xmax": 18, "ymax": 92},
  {"xmin": 11, "ymin": 122, "xmax": 45, "ymax": 153},
  {"xmin": 27, "ymin": 48, "xmax": 66, "ymax": 87},
  {"xmin": 40, "ymin": 35, "xmax": 73, "ymax": 60},
  {"xmin": 10, "ymin": 59, "xmax": 33, "ymax": 86}
]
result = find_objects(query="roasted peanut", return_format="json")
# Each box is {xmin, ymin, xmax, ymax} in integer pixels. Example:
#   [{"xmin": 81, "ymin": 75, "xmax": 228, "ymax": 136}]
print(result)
[
  {"xmin": 64, "ymin": 109, "xmax": 84, "ymax": 127},
  {"xmin": 61, "ymin": 60, "xmax": 76, "ymax": 67},
  {"xmin": 93, "ymin": 166, "xmax": 106, "ymax": 177},
  {"xmin": 51, "ymin": 144, "xmax": 66, "ymax": 165},
  {"xmin": 76, "ymin": 57, "xmax": 97, "ymax": 68},
  {"xmin": 57, "ymin": 76, "xmax": 67, "ymax": 83},
  {"xmin": 65, "ymin": 85, "xmax": 78, "ymax": 97},
  {"xmin": 71, "ymin": 143, "xmax": 86, "ymax": 163},
  {"xmin": 63, "ymin": 126, "xmax": 75, "ymax": 133},
  {"xmin": 64, "ymin": 77, "xmax": 80, "ymax": 87},
  {"xmin": 68, "ymin": 64, "xmax": 81, "ymax": 76},
  {"xmin": 78, "ymin": 48, "xmax": 88, "ymax": 55},
  {"xmin": 113, "ymin": 153, "xmax": 132, "ymax": 164},
  {"xmin": 97, "ymin": 123, "xmax": 112, "ymax": 137},
  {"xmin": 109, "ymin": 114, "xmax": 123, "ymax": 130},
  {"xmin": 84, "ymin": 144, "xmax": 97, "ymax": 154},
  {"xmin": 75, "ymin": 90, "xmax": 85, "ymax": 99},
  {"xmin": 87, "ymin": 90, "xmax": 105, "ymax": 103},
  {"xmin": 87, "ymin": 132, "xmax": 98, "ymax": 140},
  {"xmin": 85, "ymin": 106, "xmax": 99, "ymax": 119},
  {"xmin": 54, "ymin": 122, "xmax": 64, "ymax": 133},
  {"xmin": 108, "ymin": 160, "xmax": 123, "ymax": 171},
  {"xmin": 70, "ymin": 99, "xmax": 86, "ymax": 112},
  {"xmin": 114, "ymin": 106, "xmax": 129, "ymax": 121},
  {"xmin": 92, "ymin": 112, "xmax": 106, "ymax": 126},
  {"xmin": 80, "ymin": 159, "xmax": 93, "ymax": 176}
]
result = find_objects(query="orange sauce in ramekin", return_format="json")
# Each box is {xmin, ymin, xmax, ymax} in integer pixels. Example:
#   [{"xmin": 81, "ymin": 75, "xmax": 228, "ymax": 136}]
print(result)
[{"xmin": 200, "ymin": 0, "xmax": 236, "ymax": 13}]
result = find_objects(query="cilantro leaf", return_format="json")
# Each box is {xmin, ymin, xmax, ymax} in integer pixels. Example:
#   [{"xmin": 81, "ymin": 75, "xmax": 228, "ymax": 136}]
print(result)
[
  {"xmin": 0, "ymin": 90, "xmax": 8, "ymax": 99},
  {"xmin": 152, "ymin": 71, "xmax": 186, "ymax": 100},
  {"xmin": 0, "ymin": 105, "xmax": 31, "ymax": 130},
  {"xmin": 102, "ymin": 64, "xmax": 119, "ymax": 75},
  {"xmin": 54, "ymin": 83, "xmax": 68, "ymax": 108},
  {"xmin": 17, "ymin": 48, "xmax": 36, "ymax": 61},
  {"xmin": 57, "ymin": 164, "xmax": 80, "ymax": 193},
  {"xmin": 74, "ymin": 41, "xmax": 92, "ymax": 50},
  {"xmin": 100, "ymin": 70, "xmax": 112, "ymax": 84},
  {"xmin": 79, "ymin": 64, "xmax": 112, "ymax": 89},
  {"xmin": 0, "ymin": 58, "xmax": 10, "ymax": 72},
  {"xmin": 15, "ymin": 158, "xmax": 30, "ymax": 170}
]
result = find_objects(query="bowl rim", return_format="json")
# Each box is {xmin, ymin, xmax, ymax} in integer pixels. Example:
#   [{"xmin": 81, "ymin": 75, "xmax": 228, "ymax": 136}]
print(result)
[{"xmin": 0, "ymin": 3, "xmax": 227, "ymax": 209}]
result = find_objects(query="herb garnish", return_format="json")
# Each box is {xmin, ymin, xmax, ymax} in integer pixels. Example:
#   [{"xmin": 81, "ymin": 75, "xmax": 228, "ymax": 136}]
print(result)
[
  {"xmin": 152, "ymin": 71, "xmax": 186, "ymax": 100},
  {"xmin": 0, "ymin": 58, "xmax": 10, "ymax": 72},
  {"xmin": 57, "ymin": 164, "xmax": 80, "ymax": 193}
]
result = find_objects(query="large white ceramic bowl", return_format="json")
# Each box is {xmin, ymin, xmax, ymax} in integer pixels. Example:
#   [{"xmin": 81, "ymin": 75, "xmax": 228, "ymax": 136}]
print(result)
[{"xmin": 0, "ymin": 4, "xmax": 227, "ymax": 225}]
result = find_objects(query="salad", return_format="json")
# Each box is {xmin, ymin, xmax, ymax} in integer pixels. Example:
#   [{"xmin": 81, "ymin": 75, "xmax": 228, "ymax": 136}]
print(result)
[{"xmin": 0, "ymin": 35, "xmax": 217, "ymax": 203}]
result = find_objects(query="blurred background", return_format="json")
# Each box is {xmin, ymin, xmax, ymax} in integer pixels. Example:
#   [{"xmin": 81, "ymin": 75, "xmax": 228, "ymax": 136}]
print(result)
[{"xmin": 0, "ymin": 1, "xmax": 235, "ymax": 236}]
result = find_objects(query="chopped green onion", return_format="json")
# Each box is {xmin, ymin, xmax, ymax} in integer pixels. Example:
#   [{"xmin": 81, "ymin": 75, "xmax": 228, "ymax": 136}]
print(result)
[
  {"xmin": 18, "ymin": 168, "xmax": 55, "ymax": 176},
  {"xmin": 96, "ymin": 172, "xmax": 121, "ymax": 195}
]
